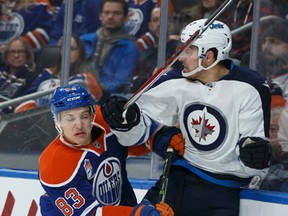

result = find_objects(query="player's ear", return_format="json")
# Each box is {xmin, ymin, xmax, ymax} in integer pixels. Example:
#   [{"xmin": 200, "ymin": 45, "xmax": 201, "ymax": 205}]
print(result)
[
  {"xmin": 205, "ymin": 50, "xmax": 214, "ymax": 60},
  {"xmin": 204, "ymin": 50, "xmax": 217, "ymax": 65}
]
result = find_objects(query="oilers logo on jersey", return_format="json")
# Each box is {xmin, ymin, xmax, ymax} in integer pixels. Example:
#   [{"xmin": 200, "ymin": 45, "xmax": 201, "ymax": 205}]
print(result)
[
  {"xmin": 0, "ymin": 12, "xmax": 24, "ymax": 44},
  {"xmin": 183, "ymin": 103, "xmax": 227, "ymax": 151},
  {"xmin": 125, "ymin": 8, "xmax": 143, "ymax": 35},
  {"xmin": 93, "ymin": 157, "xmax": 122, "ymax": 206}
]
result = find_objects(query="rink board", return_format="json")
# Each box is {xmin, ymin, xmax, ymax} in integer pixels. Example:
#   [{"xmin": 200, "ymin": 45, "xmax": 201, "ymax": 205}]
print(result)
[{"xmin": 1, "ymin": 169, "xmax": 288, "ymax": 215}]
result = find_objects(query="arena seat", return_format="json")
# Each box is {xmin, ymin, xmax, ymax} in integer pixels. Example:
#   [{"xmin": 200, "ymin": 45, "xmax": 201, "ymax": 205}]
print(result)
[{"xmin": 34, "ymin": 45, "xmax": 60, "ymax": 74}]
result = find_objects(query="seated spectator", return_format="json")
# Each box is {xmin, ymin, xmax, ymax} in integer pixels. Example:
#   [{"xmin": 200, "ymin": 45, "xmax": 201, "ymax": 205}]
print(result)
[
  {"xmin": 176, "ymin": 0, "xmax": 227, "ymax": 32},
  {"xmin": 260, "ymin": 20, "xmax": 288, "ymax": 98},
  {"xmin": 125, "ymin": 0, "xmax": 157, "ymax": 38},
  {"xmin": 0, "ymin": 0, "xmax": 53, "ymax": 50},
  {"xmin": 49, "ymin": 0, "xmax": 63, "ymax": 19},
  {"xmin": 0, "ymin": 37, "xmax": 37, "ymax": 113},
  {"xmin": 260, "ymin": 92, "xmax": 288, "ymax": 192},
  {"xmin": 270, "ymin": 0, "xmax": 288, "ymax": 19},
  {"xmin": 49, "ymin": 0, "xmax": 102, "ymax": 45},
  {"xmin": 50, "ymin": 0, "xmax": 158, "ymax": 45},
  {"xmin": 269, "ymin": 83, "xmax": 286, "ymax": 159},
  {"xmin": 226, "ymin": 0, "xmax": 273, "ymax": 60},
  {"xmin": 15, "ymin": 35, "xmax": 106, "ymax": 113},
  {"xmin": 81, "ymin": 0, "xmax": 138, "ymax": 95},
  {"xmin": 130, "ymin": 6, "xmax": 181, "ymax": 93}
]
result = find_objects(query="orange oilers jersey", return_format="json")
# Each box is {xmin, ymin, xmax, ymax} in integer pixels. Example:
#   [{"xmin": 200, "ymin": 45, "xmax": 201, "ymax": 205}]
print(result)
[{"xmin": 38, "ymin": 106, "xmax": 137, "ymax": 215}]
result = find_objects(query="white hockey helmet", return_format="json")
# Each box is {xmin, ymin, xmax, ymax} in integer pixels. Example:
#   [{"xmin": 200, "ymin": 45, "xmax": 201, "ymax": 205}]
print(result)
[{"xmin": 180, "ymin": 19, "xmax": 232, "ymax": 77}]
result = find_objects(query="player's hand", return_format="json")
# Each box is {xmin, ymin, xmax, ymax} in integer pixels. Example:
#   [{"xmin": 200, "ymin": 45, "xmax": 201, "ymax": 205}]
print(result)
[
  {"xmin": 131, "ymin": 199, "xmax": 161, "ymax": 216},
  {"xmin": 101, "ymin": 96, "xmax": 140, "ymax": 131},
  {"xmin": 153, "ymin": 127, "xmax": 185, "ymax": 159},
  {"xmin": 156, "ymin": 202, "xmax": 174, "ymax": 216},
  {"xmin": 239, "ymin": 137, "xmax": 271, "ymax": 169},
  {"xmin": 169, "ymin": 132, "xmax": 185, "ymax": 157}
]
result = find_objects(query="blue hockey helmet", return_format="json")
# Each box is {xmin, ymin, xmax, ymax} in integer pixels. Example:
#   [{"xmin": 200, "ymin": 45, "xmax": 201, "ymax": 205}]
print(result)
[{"xmin": 51, "ymin": 83, "xmax": 95, "ymax": 115}]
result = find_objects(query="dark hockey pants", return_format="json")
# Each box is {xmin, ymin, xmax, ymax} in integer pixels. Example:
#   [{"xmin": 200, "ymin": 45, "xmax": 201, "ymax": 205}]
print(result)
[{"xmin": 145, "ymin": 165, "xmax": 240, "ymax": 216}]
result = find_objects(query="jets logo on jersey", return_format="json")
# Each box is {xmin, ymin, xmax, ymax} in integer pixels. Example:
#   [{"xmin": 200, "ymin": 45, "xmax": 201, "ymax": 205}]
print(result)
[
  {"xmin": 93, "ymin": 158, "xmax": 122, "ymax": 205},
  {"xmin": 183, "ymin": 103, "xmax": 227, "ymax": 151}
]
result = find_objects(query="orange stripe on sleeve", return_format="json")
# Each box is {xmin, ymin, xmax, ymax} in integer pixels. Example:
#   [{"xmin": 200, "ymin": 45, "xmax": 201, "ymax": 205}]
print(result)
[
  {"xmin": 23, "ymin": 34, "xmax": 37, "ymax": 49},
  {"xmin": 32, "ymin": 30, "xmax": 48, "ymax": 46}
]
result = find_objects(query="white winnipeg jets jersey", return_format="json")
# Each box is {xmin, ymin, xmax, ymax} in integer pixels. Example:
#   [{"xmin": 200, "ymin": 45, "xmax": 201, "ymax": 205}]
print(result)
[{"xmin": 113, "ymin": 60, "xmax": 271, "ymax": 179}]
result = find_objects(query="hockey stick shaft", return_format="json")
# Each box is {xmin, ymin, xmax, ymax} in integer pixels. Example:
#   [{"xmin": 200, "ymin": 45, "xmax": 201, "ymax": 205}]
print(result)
[
  {"xmin": 158, "ymin": 147, "xmax": 174, "ymax": 203},
  {"xmin": 124, "ymin": 0, "xmax": 235, "ymax": 110}
]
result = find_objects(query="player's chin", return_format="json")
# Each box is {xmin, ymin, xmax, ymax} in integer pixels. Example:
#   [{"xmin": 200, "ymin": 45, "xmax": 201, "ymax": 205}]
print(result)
[{"xmin": 74, "ymin": 134, "xmax": 89, "ymax": 143}]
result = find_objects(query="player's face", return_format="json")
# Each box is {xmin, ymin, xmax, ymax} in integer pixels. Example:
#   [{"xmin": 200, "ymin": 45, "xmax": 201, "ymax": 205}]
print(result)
[
  {"xmin": 58, "ymin": 107, "xmax": 92, "ymax": 146},
  {"xmin": 99, "ymin": 2, "xmax": 127, "ymax": 33},
  {"xmin": 179, "ymin": 45, "xmax": 200, "ymax": 76}
]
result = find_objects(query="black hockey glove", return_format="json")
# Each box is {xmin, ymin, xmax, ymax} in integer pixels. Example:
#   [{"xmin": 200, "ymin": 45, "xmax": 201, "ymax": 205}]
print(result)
[
  {"xmin": 239, "ymin": 137, "xmax": 271, "ymax": 169},
  {"xmin": 101, "ymin": 96, "xmax": 140, "ymax": 131}
]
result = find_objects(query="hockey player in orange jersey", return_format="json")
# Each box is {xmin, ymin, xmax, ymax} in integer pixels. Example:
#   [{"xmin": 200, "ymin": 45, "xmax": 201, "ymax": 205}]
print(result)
[{"xmin": 38, "ymin": 83, "xmax": 174, "ymax": 216}]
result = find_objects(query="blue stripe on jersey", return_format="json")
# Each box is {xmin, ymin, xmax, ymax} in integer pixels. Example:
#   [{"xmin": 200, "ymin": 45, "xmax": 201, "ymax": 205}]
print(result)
[
  {"xmin": 137, "ymin": 115, "xmax": 159, "ymax": 144},
  {"xmin": 173, "ymin": 159, "xmax": 250, "ymax": 188}
]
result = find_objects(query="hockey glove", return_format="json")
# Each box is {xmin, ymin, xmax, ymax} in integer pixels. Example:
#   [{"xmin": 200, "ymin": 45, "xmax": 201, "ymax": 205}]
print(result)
[
  {"xmin": 153, "ymin": 127, "xmax": 185, "ymax": 159},
  {"xmin": 239, "ymin": 137, "xmax": 271, "ymax": 169},
  {"xmin": 169, "ymin": 132, "xmax": 185, "ymax": 157},
  {"xmin": 131, "ymin": 199, "xmax": 161, "ymax": 216},
  {"xmin": 156, "ymin": 202, "xmax": 174, "ymax": 216},
  {"xmin": 101, "ymin": 96, "xmax": 140, "ymax": 131}
]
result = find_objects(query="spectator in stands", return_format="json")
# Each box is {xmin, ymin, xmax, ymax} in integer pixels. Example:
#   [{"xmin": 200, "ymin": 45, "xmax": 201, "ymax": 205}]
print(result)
[
  {"xmin": 0, "ymin": 37, "xmax": 37, "ymax": 114},
  {"xmin": 176, "ymin": 0, "xmax": 226, "ymax": 32},
  {"xmin": 49, "ymin": 0, "xmax": 63, "ymax": 19},
  {"xmin": 270, "ymin": 0, "xmax": 288, "ymax": 19},
  {"xmin": 81, "ymin": 0, "xmax": 138, "ymax": 95},
  {"xmin": 260, "ymin": 92, "xmax": 288, "ymax": 192},
  {"xmin": 125, "ymin": 0, "xmax": 157, "ymax": 38},
  {"xmin": 50, "ymin": 0, "xmax": 158, "ymax": 45},
  {"xmin": 0, "ymin": 37, "xmax": 37, "ymax": 102},
  {"xmin": 14, "ymin": 35, "xmax": 106, "ymax": 113},
  {"xmin": 260, "ymin": 20, "xmax": 288, "ymax": 98},
  {"xmin": 226, "ymin": 0, "xmax": 272, "ymax": 60},
  {"xmin": 268, "ymin": 83, "xmax": 286, "ymax": 159},
  {"xmin": 0, "ymin": 0, "xmax": 53, "ymax": 51},
  {"xmin": 130, "ymin": 6, "xmax": 180, "ymax": 93},
  {"xmin": 49, "ymin": 0, "xmax": 102, "ymax": 45}
]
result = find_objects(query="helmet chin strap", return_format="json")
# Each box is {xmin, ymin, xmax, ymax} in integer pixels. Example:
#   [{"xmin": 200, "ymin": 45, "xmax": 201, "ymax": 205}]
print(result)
[
  {"xmin": 91, "ymin": 112, "xmax": 96, "ymax": 128},
  {"xmin": 55, "ymin": 122, "xmax": 62, "ymax": 134},
  {"xmin": 182, "ymin": 58, "xmax": 220, "ymax": 78}
]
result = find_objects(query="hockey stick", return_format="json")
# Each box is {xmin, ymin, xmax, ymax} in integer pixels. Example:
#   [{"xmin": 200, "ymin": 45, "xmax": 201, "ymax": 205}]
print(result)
[
  {"xmin": 124, "ymin": 0, "xmax": 235, "ymax": 110},
  {"xmin": 158, "ymin": 147, "xmax": 174, "ymax": 203}
]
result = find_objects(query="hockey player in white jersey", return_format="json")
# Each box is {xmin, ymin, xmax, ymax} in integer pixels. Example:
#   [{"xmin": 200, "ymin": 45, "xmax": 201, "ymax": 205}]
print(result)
[{"xmin": 101, "ymin": 19, "xmax": 272, "ymax": 215}]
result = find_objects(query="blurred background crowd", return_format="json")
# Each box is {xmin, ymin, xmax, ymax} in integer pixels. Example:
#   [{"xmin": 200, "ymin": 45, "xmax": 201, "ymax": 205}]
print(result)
[{"xmin": 1, "ymin": 0, "xmax": 288, "ymax": 193}]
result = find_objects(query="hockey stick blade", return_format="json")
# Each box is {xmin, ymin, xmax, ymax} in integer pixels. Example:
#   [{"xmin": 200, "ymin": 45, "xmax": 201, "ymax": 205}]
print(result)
[
  {"xmin": 158, "ymin": 147, "xmax": 174, "ymax": 203},
  {"xmin": 124, "ymin": 0, "xmax": 235, "ymax": 110}
]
